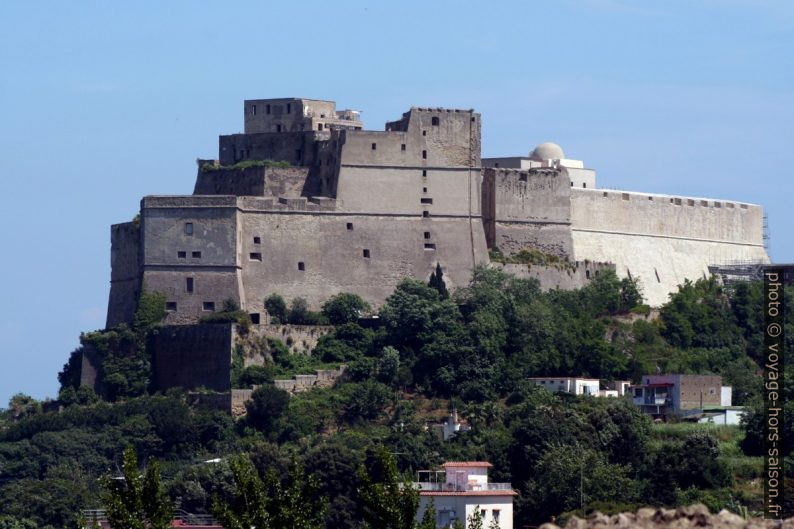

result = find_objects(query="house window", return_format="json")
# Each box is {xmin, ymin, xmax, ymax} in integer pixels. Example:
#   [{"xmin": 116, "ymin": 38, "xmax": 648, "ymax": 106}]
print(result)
[
  {"xmin": 583, "ymin": 183, "xmax": 587, "ymax": 188},
  {"xmin": 192, "ymin": 251, "xmax": 202, "ymax": 259},
  {"xmin": 266, "ymin": 104, "xmax": 271, "ymax": 114},
  {"xmin": 298, "ymin": 261, "xmax": 305, "ymax": 271},
  {"xmin": 423, "ymin": 187, "xmax": 427, "ymax": 192},
  {"xmin": 422, "ymin": 130, "xmax": 426, "ymax": 136},
  {"xmin": 203, "ymin": 301, "xmax": 215, "ymax": 311},
  {"xmin": 286, "ymin": 103, "xmax": 291, "ymax": 114},
  {"xmin": 186, "ymin": 277, "xmax": 194, "ymax": 293},
  {"xmin": 346, "ymin": 223, "xmax": 353, "ymax": 230},
  {"xmin": 422, "ymin": 211, "xmax": 430, "ymax": 218},
  {"xmin": 249, "ymin": 252, "xmax": 262, "ymax": 261},
  {"xmin": 250, "ymin": 313, "xmax": 260, "ymax": 324},
  {"xmin": 185, "ymin": 222, "xmax": 193, "ymax": 235},
  {"xmin": 424, "ymin": 243, "xmax": 436, "ymax": 250},
  {"xmin": 432, "ymin": 117, "xmax": 440, "ymax": 126},
  {"xmin": 165, "ymin": 302, "xmax": 177, "ymax": 312},
  {"xmin": 401, "ymin": 144, "xmax": 406, "ymax": 151},
  {"xmin": 424, "ymin": 231, "xmax": 430, "ymax": 239},
  {"xmin": 480, "ymin": 510, "xmax": 486, "ymax": 519},
  {"xmin": 420, "ymin": 198, "xmax": 433, "ymax": 204},
  {"xmin": 422, "ymin": 170, "xmax": 427, "ymax": 177},
  {"xmin": 318, "ymin": 124, "xmax": 323, "ymax": 130},
  {"xmin": 422, "ymin": 150, "xmax": 427, "ymax": 159},
  {"xmin": 253, "ymin": 236, "xmax": 261, "ymax": 244},
  {"xmin": 251, "ymin": 105, "xmax": 256, "ymax": 115},
  {"xmin": 276, "ymin": 124, "xmax": 282, "ymax": 132},
  {"xmin": 363, "ymin": 249, "xmax": 370, "ymax": 258},
  {"xmin": 371, "ymin": 143, "xmax": 377, "ymax": 150},
  {"xmin": 177, "ymin": 251, "xmax": 187, "ymax": 259},
  {"xmin": 586, "ymin": 270, "xmax": 591, "ymax": 279},
  {"xmin": 493, "ymin": 511, "xmax": 500, "ymax": 523}
]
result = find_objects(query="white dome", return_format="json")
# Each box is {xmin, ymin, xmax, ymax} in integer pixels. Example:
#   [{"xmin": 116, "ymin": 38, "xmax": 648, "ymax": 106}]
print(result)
[{"xmin": 530, "ymin": 142, "xmax": 565, "ymax": 161}]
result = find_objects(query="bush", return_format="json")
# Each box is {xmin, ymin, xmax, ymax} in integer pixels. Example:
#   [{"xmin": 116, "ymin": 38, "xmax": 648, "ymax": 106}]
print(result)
[
  {"xmin": 264, "ymin": 294, "xmax": 288, "ymax": 324},
  {"xmin": 322, "ymin": 293, "xmax": 370, "ymax": 325},
  {"xmin": 287, "ymin": 298, "xmax": 326, "ymax": 325}
]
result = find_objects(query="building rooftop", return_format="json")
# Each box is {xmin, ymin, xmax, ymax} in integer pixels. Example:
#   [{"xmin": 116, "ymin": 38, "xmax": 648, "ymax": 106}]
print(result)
[{"xmin": 441, "ymin": 461, "xmax": 493, "ymax": 468}]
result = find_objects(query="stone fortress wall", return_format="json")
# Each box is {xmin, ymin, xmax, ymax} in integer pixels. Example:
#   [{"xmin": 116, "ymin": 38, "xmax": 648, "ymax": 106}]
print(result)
[{"xmin": 106, "ymin": 97, "xmax": 769, "ymax": 330}]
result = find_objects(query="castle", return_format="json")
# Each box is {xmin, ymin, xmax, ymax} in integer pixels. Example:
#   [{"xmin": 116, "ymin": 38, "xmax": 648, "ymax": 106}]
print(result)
[{"xmin": 106, "ymin": 97, "xmax": 769, "ymax": 328}]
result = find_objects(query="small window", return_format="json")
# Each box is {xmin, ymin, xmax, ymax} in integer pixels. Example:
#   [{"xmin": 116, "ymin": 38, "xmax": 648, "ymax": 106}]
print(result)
[
  {"xmin": 317, "ymin": 124, "xmax": 323, "ymax": 130},
  {"xmin": 432, "ymin": 116, "xmax": 440, "ymax": 126},
  {"xmin": 422, "ymin": 150, "xmax": 427, "ymax": 159},
  {"xmin": 203, "ymin": 301, "xmax": 215, "ymax": 311},
  {"xmin": 298, "ymin": 261, "xmax": 305, "ymax": 271},
  {"xmin": 363, "ymin": 249, "xmax": 370, "ymax": 258},
  {"xmin": 276, "ymin": 124, "xmax": 282, "ymax": 132},
  {"xmin": 570, "ymin": 182, "xmax": 574, "ymax": 187},
  {"xmin": 249, "ymin": 252, "xmax": 262, "ymax": 261},
  {"xmin": 253, "ymin": 236, "xmax": 261, "ymax": 244},
  {"xmin": 371, "ymin": 143, "xmax": 377, "ymax": 150},
  {"xmin": 480, "ymin": 510, "xmax": 486, "ymax": 519},
  {"xmin": 422, "ymin": 170, "xmax": 427, "ymax": 177},
  {"xmin": 422, "ymin": 130, "xmax": 426, "ymax": 136},
  {"xmin": 186, "ymin": 277, "xmax": 194, "ymax": 293},
  {"xmin": 251, "ymin": 105, "xmax": 256, "ymax": 115},
  {"xmin": 165, "ymin": 302, "xmax": 177, "ymax": 312},
  {"xmin": 420, "ymin": 198, "xmax": 433, "ymax": 204},
  {"xmin": 583, "ymin": 183, "xmax": 587, "ymax": 188},
  {"xmin": 422, "ymin": 211, "xmax": 430, "ymax": 218},
  {"xmin": 586, "ymin": 270, "xmax": 591, "ymax": 279},
  {"xmin": 192, "ymin": 251, "xmax": 202, "ymax": 259},
  {"xmin": 185, "ymin": 222, "xmax": 193, "ymax": 236},
  {"xmin": 177, "ymin": 251, "xmax": 187, "ymax": 259},
  {"xmin": 249, "ymin": 313, "xmax": 260, "ymax": 325},
  {"xmin": 648, "ymin": 196, "xmax": 653, "ymax": 201},
  {"xmin": 346, "ymin": 222, "xmax": 353, "ymax": 230},
  {"xmin": 401, "ymin": 144, "xmax": 406, "ymax": 151},
  {"xmin": 622, "ymin": 193, "xmax": 630, "ymax": 201},
  {"xmin": 424, "ymin": 243, "xmax": 436, "ymax": 250},
  {"xmin": 286, "ymin": 103, "xmax": 291, "ymax": 114},
  {"xmin": 424, "ymin": 231, "xmax": 431, "ymax": 239},
  {"xmin": 471, "ymin": 116, "xmax": 476, "ymax": 122},
  {"xmin": 423, "ymin": 187, "xmax": 427, "ymax": 193},
  {"xmin": 296, "ymin": 149, "xmax": 302, "ymax": 161},
  {"xmin": 266, "ymin": 104, "xmax": 271, "ymax": 114}
]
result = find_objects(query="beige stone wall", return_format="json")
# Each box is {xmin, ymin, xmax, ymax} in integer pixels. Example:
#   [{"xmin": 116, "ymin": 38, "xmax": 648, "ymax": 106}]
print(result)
[{"xmin": 570, "ymin": 188, "xmax": 769, "ymax": 306}]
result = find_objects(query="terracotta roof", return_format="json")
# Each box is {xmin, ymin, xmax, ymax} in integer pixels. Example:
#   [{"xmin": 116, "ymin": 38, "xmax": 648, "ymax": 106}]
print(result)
[
  {"xmin": 420, "ymin": 490, "xmax": 517, "ymax": 497},
  {"xmin": 441, "ymin": 462, "xmax": 493, "ymax": 468}
]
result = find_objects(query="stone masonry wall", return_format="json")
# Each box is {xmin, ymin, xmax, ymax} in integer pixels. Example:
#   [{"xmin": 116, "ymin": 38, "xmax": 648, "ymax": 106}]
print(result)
[{"xmin": 106, "ymin": 222, "xmax": 141, "ymax": 328}]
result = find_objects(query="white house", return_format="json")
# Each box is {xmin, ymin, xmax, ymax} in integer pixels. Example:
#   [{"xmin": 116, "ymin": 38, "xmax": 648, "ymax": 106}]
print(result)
[
  {"xmin": 415, "ymin": 462, "xmax": 515, "ymax": 529},
  {"xmin": 527, "ymin": 377, "xmax": 630, "ymax": 397}
]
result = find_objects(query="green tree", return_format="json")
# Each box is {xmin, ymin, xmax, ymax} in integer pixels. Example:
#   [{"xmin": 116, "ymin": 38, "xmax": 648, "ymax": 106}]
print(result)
[
  {"xmin": 358, "ymin": 445, "xmax": 419, "ymax": 529},
  {"xmin": 467, "ymin": 506, "xmax": 483, "ymax": 529},
  {"xmin": 265, "ymin": 294, "xmax": 288, "ymax": 324},
  {"xmin": 428, "ymin": 263, "xmax": 449, "ymax": 299},
  {"xmin": 418, "ymin": 501, "xmax": 436, "ymax": 529},
  {"xmin": 102, "ymin": 446, "xmax": 173, "ymax": 529},
  {"xmin": 245, "ymin": 385, "xmax": 290, "ymax": 435},
  {"xmin": 322, "ymin": 293, "xmax": 371, "ymax": 324}
]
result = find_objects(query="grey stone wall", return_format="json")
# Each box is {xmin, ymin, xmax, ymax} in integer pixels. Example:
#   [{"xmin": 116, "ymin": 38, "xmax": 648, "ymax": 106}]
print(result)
[
  {"xmin": 482, "ymin": 167, "xmax": 574, "ymax": 258},
  {"xmin": 494, "ymin": 260, "xmax": 615, "ymax": 291},
  {"xmin": 193, "ymin": 165, "xmax": 312, "ymax": 198},
  {"xmin": 106, "ymin": 222, "xmax": 141, "ymax": 328},
  {"xmin": 151, "ymin": 324, "xmax": 234, "ymax": 391}
]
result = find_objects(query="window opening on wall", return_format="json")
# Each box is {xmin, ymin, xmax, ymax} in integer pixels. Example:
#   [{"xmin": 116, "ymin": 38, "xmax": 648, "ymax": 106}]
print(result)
[
  {"xmin": 192, "ymin": 251, "xmax": 202, "ymax": 259},
  {"xmin": 346, "ymin": 223, "xmax": 353, "ymax": 230},
  {"xmin": 249, "ymin": 252, "xmax": 262, "ymax": 261},
  {"xmin": 185, "ymin": 222, "xmax": 193, "ymax": 235},
  {"xmin": 254, "ymin": 236, "xmax": 261, "ymax": 244},
  {"xmin": 203, "ymin": 301, "xmax": 215, "ymax": 311},
  {"xmin": 363, "ymin": 249, "xmax": 370, "ymax": 258},
  {"xmin": 298, "ymin": 261, "xmax": 305, "ymax": 271},
  {"xmin": 250, "ymin": 313, "xmax": 260, "ymax": 324},
  {"xmin": 186, "ymin": 277, "xmax": 194, "ymax": 293},
  {"xmin": 432, "ymin": 116, "xmax": 440, "ymax": 126},
  {"xmin": 177, "ymin": 251, "xmax": 186, "ymax": 259},
  {"xmin": 165, "ymin": 302, "xmax": 177, "ymax": 312}
]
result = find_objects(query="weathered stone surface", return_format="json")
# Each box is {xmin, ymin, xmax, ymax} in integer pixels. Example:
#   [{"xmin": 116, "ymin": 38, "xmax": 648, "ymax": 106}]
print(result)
[{"xmin": 560, "ymin": 505, "xmax": 788, "ymax": 529}]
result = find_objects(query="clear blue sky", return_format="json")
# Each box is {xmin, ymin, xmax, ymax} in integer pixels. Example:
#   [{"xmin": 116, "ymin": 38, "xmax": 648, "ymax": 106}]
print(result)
[{"xmin": 1, "ymin": 0, "xmax": 792, "ymax": 406}]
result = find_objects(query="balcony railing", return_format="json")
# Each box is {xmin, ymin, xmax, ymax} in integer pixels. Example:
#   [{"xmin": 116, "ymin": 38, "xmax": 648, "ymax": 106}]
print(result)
[{"xmin": 416, "ymin": 482, "xmax": 513, "ymax": 492}]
